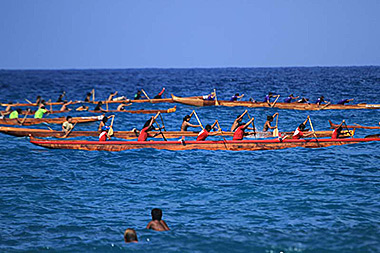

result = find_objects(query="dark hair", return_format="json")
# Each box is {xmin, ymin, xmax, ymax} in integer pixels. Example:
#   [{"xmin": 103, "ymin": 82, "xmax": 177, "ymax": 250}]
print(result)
[
  {"xmin": 66, "ymin": 116, "xmax": 72, "ymax": 120},
  {"xmin": 41, "ymin": 105, "xmax": 46, "ymax": 109},
  {"xmin": 102, "ymin": 117, "xmax": 108, "ymax": 123},
  {"xmin": 143, "ymin": 118, "xmax": 153, "ymax": 129},
  {"xmin": 299, "ymin": 123, "xmax": 306, "ymax": 130},
  {"xmin": 37, "ymin": 96, "xmax": 41, "ymax": 99},
  {"xmin": 235, "ymin": 93, "xmax": 239, "ymax": 96},
  {"xmin": 205, "ymin": 124, "xmax": 212, "ymax": 131},
  {"xmin": 267, "ymin": 115, "xmax": 273, "ymax": 121},
  {"xmin": 97, "ymin": 101, "xmax": 102, "ymax": 105},
  {"xmin": 124, "ymin": 228, "xmax": 138, "ymax": 243},
  {"xmin": 183, "ymin": 115, "xmax": 191, "ymax": 121},
  {"xmin": 16, "ymin": 108, "xmax": 22, "ymax": 113},
  {"xmin": 151, "ymin": 208, "xmax": 162, "ymax": 221},
  {"xmin": 268, "ymin": 92, "xmax": 273, "ymax": 96},
  {"xmin": 87, "ymin": 92, "xmax": 91, "ymax": 96}
]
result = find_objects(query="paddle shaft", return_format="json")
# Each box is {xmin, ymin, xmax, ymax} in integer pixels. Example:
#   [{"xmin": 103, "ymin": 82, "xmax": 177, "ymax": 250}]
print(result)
[
  {"xmin": 63, "ymin": 122, "xmax": 77, "ymax": 138},
  {"xmin": 141, "ymin": 89, "xmax": 151, "ymax": 100},
  {"xmin": 193, "ymin": 111, "xmax": 204, "ymax": 129}
]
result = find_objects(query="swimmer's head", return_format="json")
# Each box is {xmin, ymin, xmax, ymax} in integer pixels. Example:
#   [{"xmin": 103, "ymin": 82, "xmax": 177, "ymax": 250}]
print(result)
[
  {"xmin": 151, "ymin": 208, "xmax": 163, "ymax": 221},
  {"xmin": 124, "ymin": 228, "xmax": 138, "ymax": 243}
]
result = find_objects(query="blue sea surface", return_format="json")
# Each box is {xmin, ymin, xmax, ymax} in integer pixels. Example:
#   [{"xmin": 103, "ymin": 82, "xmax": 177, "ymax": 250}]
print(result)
[{"xmin": 0, "ymin": 67, "xmax": 379, "ymax": 252}]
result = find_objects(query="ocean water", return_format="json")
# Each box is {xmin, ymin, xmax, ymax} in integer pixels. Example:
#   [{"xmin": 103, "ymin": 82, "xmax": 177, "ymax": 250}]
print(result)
[{"xmin": 0, "ymin": 67, "xmax": 379, "ymax": 252}]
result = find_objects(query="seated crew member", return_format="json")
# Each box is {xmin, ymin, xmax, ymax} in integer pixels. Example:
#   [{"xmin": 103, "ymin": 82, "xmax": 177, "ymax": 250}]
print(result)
[
  {"xmin": 230, "ymin": 111, "xmax": 247, "ymax": 132},
  {"xmin": 337, "ymin": 98, "xmax": 354, "ymax": 105},
  {"xmin": 263, "ymin": 113, "xmax": 279, "ymax": 132},
  {"xmin": 57, "ymin": 91, "xmax": 66, "ymax": 102},
  {"xmin": 34, "ymin": 105, "xmax": 48, "ymax": 119},
  {"xmin": 9, "ymin": 108, "xmax": 22, "ymax": 119},
  {"xmin": 292, "ymin": 117, "xmax": 313, "ymax": 139},
  {"xmin": 154, "ymin": 88, "xmax": 166, "ymax": 99},
  {"xmin": 98, "ymin": 116, "xmax": 109, "ymax": 132},
  {"xmin": 99, "ymin": 126, "xmax": 111, "ymax": 141},
  {"xmin": 76, "ymin": 105, "xmax": 89, "ymax": 111},
  {"xmin": 202, "ymin": 92, "xmax": 216, "ymax": 101},
  {"xmin": 297, "ymin": 97, "xmax": 310, "ymax": 104},
  {"xmin": 107, "ymin": 91, "xmax": 118, "ymax": 101},
  {"xmin": 264, "ymin": 92, "xmax": 274, "ymax": 105},
  {"xmin": 230, "ymin": 93, "xmax": 244, "ymax": 102},
  {"xmin": 84, "ymin": 92, "xmax": 92, "ymax": 102},
  {"xmin": 196, "ymin": 121, "xmax": 218, "ymax": 141},
  {"xmin": 59, "ymin": 100, "xmax": 73, "ymax": 111},
  {"xmin": 284, "ymin": 94, "xmax": 299, "ymax": 103},
  {"xmin": 93, "ymin": 101, "xmax": 107, "ymax": 112},
  {"xmin": 134, "ymin": 90, "xmax": 142, "ymax": 100},
  {"xmin": 331, "ymin": 120, "xmax": 346, "ymax": 139},
  {"xmin": 36, "ymin": 96, "xmax": 42, "ymax": 105},
  {"xmin": 5, "ymin": 102, "xmax": 13, "ymax": 112},
  {"xmin": 146, "ymin": 208, "xmax": 170, "ymax": 231},
  {"xmin": 316, "ymin": 96, "xmax": 326, "ymax": 105},
  {"xmin": 233, "ymin": 117, "xmax": 255, "ymax": 140},
  {"xmin": 124, "ymin": 229, "xmax": 138, "ymax": 243},
  {"xmin": 62, "ymin": 116, "xmax": 73, "ymax": 133},
  {"xmin": 117, "ymin": 102, "xmax": 132, "ymax": 111},
  {"xmin": 138, "ymin": 117, "xmax": 156, "ymax": 141},
  {"xmin": 181, "ymin": 113, "xmax": 201, "ymax": 131}
]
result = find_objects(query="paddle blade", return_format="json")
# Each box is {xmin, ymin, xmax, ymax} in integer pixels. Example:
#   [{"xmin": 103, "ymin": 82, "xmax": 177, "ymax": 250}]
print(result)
[{"xmin": 273, "ymin": 128, "xmax": 279, "ymax": 137}]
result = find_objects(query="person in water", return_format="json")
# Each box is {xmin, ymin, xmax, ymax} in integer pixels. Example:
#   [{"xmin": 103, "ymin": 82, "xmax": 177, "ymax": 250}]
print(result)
[
  {"xmin": 146, "ymin": 208, "xmax": 170, "ymax": 231},
  {"xmin": 230, "ymin": 111, "xmax": 247, "ymax": 132},
  {"xmin": 263, "ymin": 113, "xmax": 279, "ymax": 132},
  {"xmin": 284, "ymin": 94, "xmax": 299, "ymax": 103},
  {"xmin": 99, "ymin": 126, "xmax": 111, "ymax": 141},
  {"xmin": 230, "ymin": 93, "xmax": 244, "ymax": 102},
  {"xmin": 134, "ymin": 90, "xmax": 142, "ymax": 100},
  {"xmin": 292, "ymin": 117, "xmax": 313, "ymax": 139},
  {"xmin": 94, "ymin": 101, "xmax": 107, "ymax": 112},
  {"xmin": 124, "ymin": 228, "xmax": 138, "ymax": 243},
  {"xmin": 57, "ymin": 91, "xmax": 66, "ymax": 102},
  {"xmin": 62, "ymin": 116, "xmax": 74, "ymax": 133},
  {"xmin": 60, "ymin": 100, "xmax": 73, "ymax": 111},
  {"xmin": 154, "ymin": 88, "xmax": 166, "ymax": 99},
  {"xmin": 233, "ymin": 117, "xmax": 255, "ymax": 140},
  {"xmin": 337, "ymin": 99, "xmax": 354, "ymax": 105},
  {"xmin": 196, "ymin": 122, "xmax": 218, "ymax": 141},
  {"xmin": 34, "ymin": 105, "xmax": 48, "ymax": 119}
]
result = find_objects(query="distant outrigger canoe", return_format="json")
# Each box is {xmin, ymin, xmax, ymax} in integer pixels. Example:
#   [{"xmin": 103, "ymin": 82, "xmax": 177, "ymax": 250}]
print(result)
[
  {"xmin": 171, "ymin": 95, "xmax": 380, "ymax": 110},
  {"xmin": 0, "ymin": 115, "xmax": 103, "ymax": 126},
  {"xmin": 30, "ymin": 137, "xmax": 380, "ymax": 151},
  {"xmin": 0, "ymin": 126, "xmax": 354, "ymax": 139},
  {"xmin": 88, "ymin": 106, "xmax": 176, "ymax": 114}
]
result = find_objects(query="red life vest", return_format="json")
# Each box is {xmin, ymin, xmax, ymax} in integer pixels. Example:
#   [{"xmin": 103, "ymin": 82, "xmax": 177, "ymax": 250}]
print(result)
[
  {"xmin": 331, "ymin": 129, "xmax": 339, "ymax": 139},
  {"xmin": 292, "ymin": 127, "xmax": 304, "ymax": 139},
  {"xmin": 99, "ymin": 131, "xmax": 108, "ymax": 141}
]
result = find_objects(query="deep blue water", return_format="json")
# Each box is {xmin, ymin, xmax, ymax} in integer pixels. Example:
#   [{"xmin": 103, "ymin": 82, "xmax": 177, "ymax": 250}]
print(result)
[{"xmin": 0, "ymin": 67, "xmax": 379, "ymax": 252}]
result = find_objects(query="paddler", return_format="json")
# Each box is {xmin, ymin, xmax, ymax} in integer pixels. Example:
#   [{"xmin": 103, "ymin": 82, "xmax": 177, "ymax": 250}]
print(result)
[
  {"xmin": 76, "ymin": 105, "xmax": 89, "ymax": 111},
  {"xmin": 297, "ymin": 97, "xmax": 310, "ymax": 104},
  {"xmin": 264, "ymin": 92, "xmax": 274, "ymax": 105},
  {"xmin": 107, "ymin": 91, "xmax": 118, "ymax": 101},
  {"xmin": 84, "ymin": 92, "xmax": 92, "ymax": 102},
  {"xmin": 138, "ymin": 113, "xmax": 162, "ymax": 141},
  {"xmin": 231, "ymin": 111, "xmax": 247, "ymax": 132},
  {"xmin": 60, "ymin": 100, "xmax": 72, "ymax": 111},
  {"xmin": 181, "ymin": 113, "xmax": 202, "ymax": 132},
  {"xmin": 284, "ymin": 94, "xmax": 299, "ymax": 103},
  {"xmin": 9, "ymin": 108, "xmax": 22, "ymax": 119},
  {"xmin": 94, "ymin": 101, "xmax": 107, "ymax": 112},
  {"xmin": 337, "ymin": 99, "xmax": 354, "ymax": 105},
  {"xmin": 99, "ymin": 126, "xmax": 111, "ymax": 141},
  {"xmin": 117, "ymin": 102, "xmax": 132, "ymax": 111},
  {"xmin": 263, "ymin": 113, "xmax": 278, "ymax": 132},
  {"xmin": 233, "ymin": 117, "xmax": 255, "ymax": 140},
  {"xmin": 196, "ymin": 121, "xmax": 218, "ymax": 141},
  {"xmin": 134, "ymin": 90, "xmax": 142, "ymax": 100},
  {"xmin": 36, "ymin": 96, "xmax": 42, "ymax": 105},
  {"xmin": 202, "ymin": 91, "xmax": 216, "ymax": 101},
  {"xmin": 331, "ymin": 120, "xmax": 345, "ymax": 139},
  {"xmin": 57, "ymin": 91, "xmax": 66, "ymax": 102},
  {"xmin": 5, "ymin": 102, "xmax": 13, "ymax": 112},
  {"xmin": 292, "ymin": 117, "xmax": 313, "ymax": 139},
  {"xmin": 98, "ymin": 116, "xmax": 110, "ymax": 132},
  {"xmin": 34, "ymin": 105, "xmax": 49, "ymax": 119},
  {"xmin": 154, "ymin": 88, "xmax": 166, "ymax": 99},
  {"xmin": 316, "ymin": 96, "xmax": 327, "ymax": 105},
  {"xmin": 62, "ymin": 116, "xmax": 74, "ymax": 133},
  {"xmin": 230, "ymin": 93, "xmax": 244, "ymax": 102}
]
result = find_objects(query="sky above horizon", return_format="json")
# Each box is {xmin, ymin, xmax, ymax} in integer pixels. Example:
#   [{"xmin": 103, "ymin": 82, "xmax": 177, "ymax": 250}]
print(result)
[{"xmin": 0, "ymin": 0, "xmax": 379, "ymax": 69}]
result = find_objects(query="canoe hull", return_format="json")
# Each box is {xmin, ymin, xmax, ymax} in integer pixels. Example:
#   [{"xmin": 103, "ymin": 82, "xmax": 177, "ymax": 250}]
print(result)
[
  {"xmin": 30, "ymin": 137, "xmax": 380, "ymax": 151},
  {"xmin": 329, "ymin": 120, "xmax": 380, "ymax": 129},
  {"xmin": 0, "ymin": 116, "xmax": 103, "ymax": 126}
]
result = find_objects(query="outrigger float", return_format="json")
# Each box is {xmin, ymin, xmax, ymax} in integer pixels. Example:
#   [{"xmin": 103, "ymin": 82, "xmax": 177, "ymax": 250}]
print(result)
[
  {"xmin": 29, "ymin": 137, "xmax": 380, "ymax": 151},
  {"xmin": 171, "ymin": 95, "xmax": 380, "ymax": 110},
  {"xmin": 0, "ymin": 116, "xmax": 103, "ymax": 126},
  {"xmin": 0, "ymin": 126, "xmax": 354, "ymax": 139}
]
